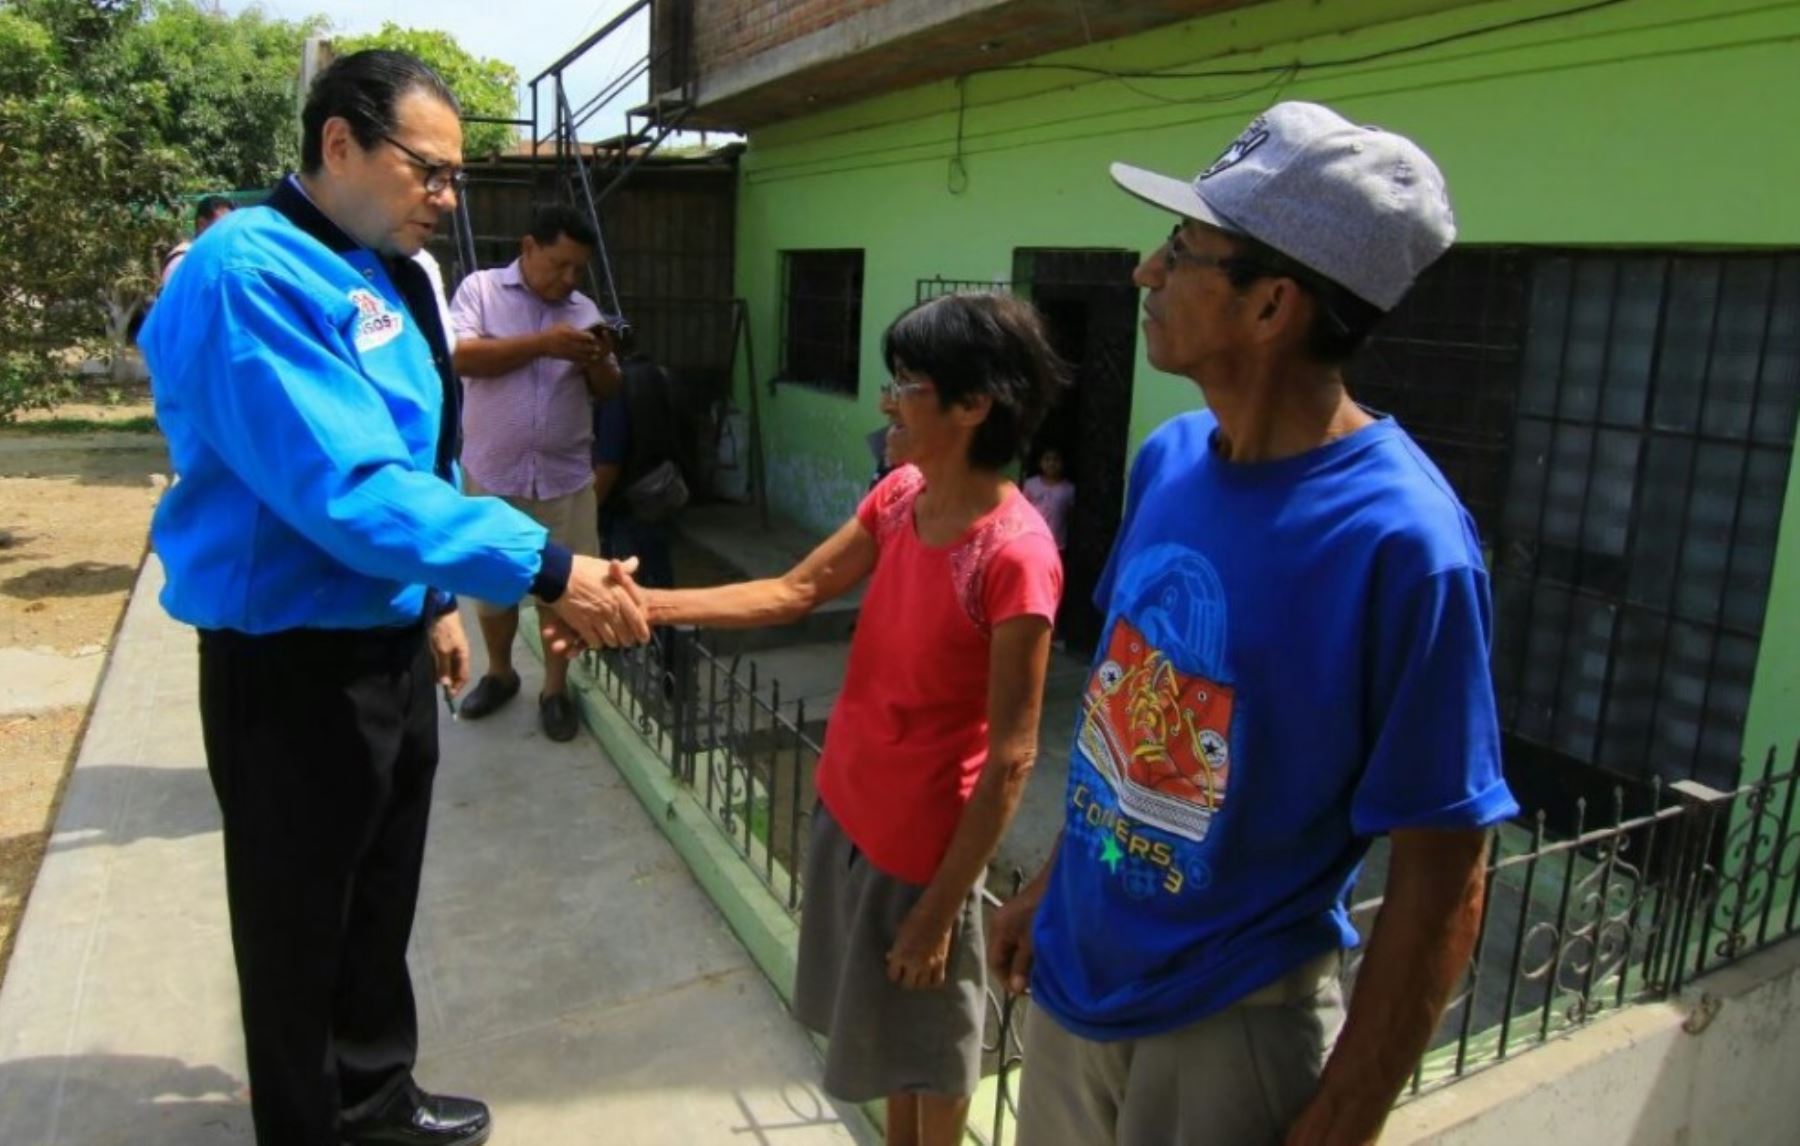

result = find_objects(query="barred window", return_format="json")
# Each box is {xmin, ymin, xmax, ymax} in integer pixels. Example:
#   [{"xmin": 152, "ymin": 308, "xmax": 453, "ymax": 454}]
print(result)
[
  {"xmin": 780, "ymin": 249, "xmax": 863, "ymax": 395},
  {"xmin": 1352, "ymin": 250, "xmax": 1800, "ymax": 796}
]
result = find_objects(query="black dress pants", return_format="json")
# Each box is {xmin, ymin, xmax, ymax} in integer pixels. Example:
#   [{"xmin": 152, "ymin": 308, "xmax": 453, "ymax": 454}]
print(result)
[{"xmin": 198, "ymin": 623, "xmax": 439, "ymax": 1146}]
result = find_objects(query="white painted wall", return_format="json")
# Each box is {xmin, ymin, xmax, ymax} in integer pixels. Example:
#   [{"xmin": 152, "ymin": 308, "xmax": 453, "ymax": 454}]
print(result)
[{"xmin": 1384, "ymin": 940, "xmax": 1800, "ymax": 1146}]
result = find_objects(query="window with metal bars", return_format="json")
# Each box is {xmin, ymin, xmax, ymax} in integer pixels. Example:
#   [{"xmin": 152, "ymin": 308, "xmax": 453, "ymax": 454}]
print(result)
[
  {"xmin": 779, "ymin": 249, "xmax": 863, "ymax": 395},
  {"xmin": 1350, "ymin": 249, "xmax": 1800, "ymax": 799}
]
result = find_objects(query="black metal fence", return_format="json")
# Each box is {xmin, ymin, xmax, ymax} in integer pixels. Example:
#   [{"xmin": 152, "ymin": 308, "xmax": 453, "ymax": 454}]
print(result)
[
  {"xmin": 583, "ymin": 628, "xmax": 818, "ymax": 913},
  {"xmin": 582, "ymin": 631, "xmax": 1800, "ymax": 1142}
]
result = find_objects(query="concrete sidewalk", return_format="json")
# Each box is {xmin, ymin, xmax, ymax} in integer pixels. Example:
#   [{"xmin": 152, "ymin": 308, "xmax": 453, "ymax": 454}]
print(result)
[{"xmin": 0, "ymin": 557, "xmax": 866, "ymax": 1146}]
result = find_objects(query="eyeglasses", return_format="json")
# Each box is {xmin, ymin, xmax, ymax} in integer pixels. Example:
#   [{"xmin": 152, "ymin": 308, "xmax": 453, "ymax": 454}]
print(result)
[
  {"xmin": 1160, "ymin": 224, "xmax": 1250, "ymax": 275},
  {"xmin": 381, "ymin": 134, "xmax": 466, "ymax": 196},
  {"xmin": 879, "ymin": 377, "xmax": 933, "ymax": 403},
  {"xmin": 1161, "ymin": 224, "xmax": 1356, "ymax": 334}
]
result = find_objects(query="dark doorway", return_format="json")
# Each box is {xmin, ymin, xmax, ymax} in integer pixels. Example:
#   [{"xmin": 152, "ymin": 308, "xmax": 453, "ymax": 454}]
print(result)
[{"xmin": 1014, "ymin": 249, "xmax": 1140, "ymax": 658}]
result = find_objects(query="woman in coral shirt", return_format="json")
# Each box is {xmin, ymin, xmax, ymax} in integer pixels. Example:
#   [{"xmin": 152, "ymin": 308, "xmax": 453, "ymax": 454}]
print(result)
[{"xmin": 638, "ymin": 292, "xmax": 1065, "ymax": 1146}]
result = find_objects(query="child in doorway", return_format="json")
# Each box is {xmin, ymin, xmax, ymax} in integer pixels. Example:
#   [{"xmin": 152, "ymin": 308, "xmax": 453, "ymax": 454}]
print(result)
[{"xmin": 1023, "ymin": 447, "xmax": 1074, "ymax": 554}]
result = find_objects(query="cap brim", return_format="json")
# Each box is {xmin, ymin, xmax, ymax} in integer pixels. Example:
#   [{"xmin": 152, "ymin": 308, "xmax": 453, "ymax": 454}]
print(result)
[{"xmin": 1109, "ymin": 163, "xmax": 1234, "ymax": 231}]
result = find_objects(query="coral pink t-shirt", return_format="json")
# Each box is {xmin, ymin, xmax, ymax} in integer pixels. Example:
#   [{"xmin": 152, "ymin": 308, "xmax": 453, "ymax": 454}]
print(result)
[{"xmin": 815, "ymin": 466, "xmax": 1063, "ymax": 884}]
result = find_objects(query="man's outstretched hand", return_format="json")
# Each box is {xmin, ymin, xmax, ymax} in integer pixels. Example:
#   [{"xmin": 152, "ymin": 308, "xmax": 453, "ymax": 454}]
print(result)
[{"xmin": 542, "ymin": 555, "xmax": 648, "ymax": 653}]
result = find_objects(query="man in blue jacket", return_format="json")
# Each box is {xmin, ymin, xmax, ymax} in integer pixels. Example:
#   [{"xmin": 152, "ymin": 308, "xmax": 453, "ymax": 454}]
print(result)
[{"xmin": 139, "ymin": 50, "xmax": 645, "ymax": 1146}]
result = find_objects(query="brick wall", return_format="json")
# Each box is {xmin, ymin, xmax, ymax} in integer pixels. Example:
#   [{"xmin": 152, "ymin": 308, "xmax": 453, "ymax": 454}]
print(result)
[
  {"xmin": 653, "ymin": 0, "xmax": 1242, "ymax": 127},
  {"xmin": 687, "ymin": 0, "xmax": 890, "ymax": 75}
]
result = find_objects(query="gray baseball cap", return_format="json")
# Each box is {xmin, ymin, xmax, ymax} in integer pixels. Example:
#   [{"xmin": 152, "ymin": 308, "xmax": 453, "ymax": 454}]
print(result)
[{"xmin": 1110, "ymin": 101, "xmax": 1455, "ymax": 311}]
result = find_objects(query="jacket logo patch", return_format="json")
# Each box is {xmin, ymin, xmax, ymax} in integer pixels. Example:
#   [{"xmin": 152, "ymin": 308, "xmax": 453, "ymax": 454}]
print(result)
[{"xmin": 348, "ymin": 288, "xmax": 404, "ymax": 351}]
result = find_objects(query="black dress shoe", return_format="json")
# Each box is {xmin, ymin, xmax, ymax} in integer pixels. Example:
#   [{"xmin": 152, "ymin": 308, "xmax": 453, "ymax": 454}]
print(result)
[
  {"xmin": 342, "ymin": 1088, "xmax": 491, "ymax": 1146},
  {"xmin": 539, "ymin": 689, "xmax": 579, "ymax": 742},
  {"xmin": 458, "ymin": 672, "xmax": 520, "ymax": 720}
]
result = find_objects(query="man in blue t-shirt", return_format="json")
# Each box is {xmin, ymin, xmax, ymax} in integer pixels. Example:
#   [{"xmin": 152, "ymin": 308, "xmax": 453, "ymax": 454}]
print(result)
[{"xmin": 989, "ymin": 102, "xmax": 1518, "ymax": 1146}]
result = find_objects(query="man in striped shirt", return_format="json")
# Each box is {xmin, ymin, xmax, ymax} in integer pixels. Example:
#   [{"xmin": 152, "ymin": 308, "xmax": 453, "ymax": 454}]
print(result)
[{"xmin": 450, "ymin": 204, "xmax": 621, "ymax": 740}]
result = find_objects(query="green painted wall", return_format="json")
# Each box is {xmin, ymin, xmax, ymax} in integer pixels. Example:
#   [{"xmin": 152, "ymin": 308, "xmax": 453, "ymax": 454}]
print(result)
[
  {"xmin": 729, "ymin": 0, "xmax": 1800, "ymax": 764},
  {"xmin": 1745, "ymin": 435, "xmax": 1800, "ymax": 777}
]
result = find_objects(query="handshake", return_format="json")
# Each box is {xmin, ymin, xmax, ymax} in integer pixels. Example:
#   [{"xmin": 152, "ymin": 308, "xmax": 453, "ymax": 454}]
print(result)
[{"xmin": 539, "ymin": 554, "xmax": 651, "ymax": 657}]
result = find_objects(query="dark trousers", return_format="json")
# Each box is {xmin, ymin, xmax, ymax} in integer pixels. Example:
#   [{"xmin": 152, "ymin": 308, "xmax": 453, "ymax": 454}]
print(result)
[
  {"xmin": 600, "ymin": 510, "xmax": 674, "ymax": 590},
  {"xmin": 198, "ymin": 624, "xmax": 439, "ymax": 1146}
]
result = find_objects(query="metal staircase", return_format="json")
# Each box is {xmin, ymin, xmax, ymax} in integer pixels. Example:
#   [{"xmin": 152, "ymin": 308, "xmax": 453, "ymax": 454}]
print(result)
[
  {"xmin": 443, "ymin": 1, "xmax": 766, "ymax": 522},
  {"xmin": 449, "ymin": 0, "xmax": 695, "ymax": 327}
]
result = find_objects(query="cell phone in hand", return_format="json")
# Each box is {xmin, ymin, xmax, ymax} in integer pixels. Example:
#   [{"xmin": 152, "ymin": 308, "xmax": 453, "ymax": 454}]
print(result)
[{"xmin": 589, "ymin": 320, "xmax": 632, "ymax": 349}]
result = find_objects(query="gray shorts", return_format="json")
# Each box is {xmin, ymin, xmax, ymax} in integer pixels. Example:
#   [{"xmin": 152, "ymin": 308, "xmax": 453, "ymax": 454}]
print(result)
[
  {"xmin": 793, "ymin": 802, "xmax": 986, "ymax": 1102},
  {"xmin": 1016, "ymin": 951, "xmax": 1345, "ymax": 1146}
]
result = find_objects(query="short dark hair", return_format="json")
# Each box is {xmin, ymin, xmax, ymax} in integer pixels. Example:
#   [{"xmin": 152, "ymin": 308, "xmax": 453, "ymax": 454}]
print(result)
[
  {"xmin": 527, "ymin": 204, "xmax": 598, "ymax": 250},
  {"xmin": 195, "ymin": 196, "xmax": 233, "ymax": 226},
  {"xmin": 1220, "ymin": 233, "xmax": 1386, "ymax": 365},
  {"xmin": 881, "ymin": 293, "xmax": 1070, "ymax": 471},
  {"xmin": 300, "ymin": 50, "xmax": 460, "ymax": 175}
]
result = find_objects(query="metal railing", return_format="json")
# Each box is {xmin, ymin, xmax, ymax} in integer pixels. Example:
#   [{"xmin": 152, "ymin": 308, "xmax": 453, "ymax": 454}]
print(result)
[
  {"xmin": 583, "ymin": 628, "xmax": 815, "ymax": 912},
  {"xmin": 582, "ymin": 629, "xmax": 1799, "ymax": 1143},
  {"xmin": 448, "ymin": 0, "xmax": 696, "ymax": 313}
]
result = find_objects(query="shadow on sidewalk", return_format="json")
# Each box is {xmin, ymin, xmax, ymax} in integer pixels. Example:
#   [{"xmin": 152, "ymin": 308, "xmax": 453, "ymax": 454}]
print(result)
[
  {"xmin": 42, "ymin": 764, "xmax": 220, "ymax": 855},
  {"xmin": 729, "ymin": 1084, "xmax": 872, "ymax": 1145},
  {"xmin": 0, "ymin": 1053, "xmax": 249, "ymax": 1145}
]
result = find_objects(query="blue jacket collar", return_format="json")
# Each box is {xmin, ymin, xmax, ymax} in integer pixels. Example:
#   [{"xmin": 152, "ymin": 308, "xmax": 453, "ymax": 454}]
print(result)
[{"xmin": 268, "ymin": 175, "xmax": 363, "ymax": 256}]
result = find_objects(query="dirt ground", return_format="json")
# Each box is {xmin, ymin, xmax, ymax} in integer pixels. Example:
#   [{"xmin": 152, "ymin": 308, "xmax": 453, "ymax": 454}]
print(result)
[{"xmin": 0, "ymin": 399, "xmax": 166, "ymax": 986}]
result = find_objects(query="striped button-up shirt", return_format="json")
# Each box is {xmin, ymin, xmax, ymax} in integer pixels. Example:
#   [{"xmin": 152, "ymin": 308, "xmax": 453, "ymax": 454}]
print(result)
[{"xmin": 451, "ymin": 260, "xmax": 602, "ymax": 500}]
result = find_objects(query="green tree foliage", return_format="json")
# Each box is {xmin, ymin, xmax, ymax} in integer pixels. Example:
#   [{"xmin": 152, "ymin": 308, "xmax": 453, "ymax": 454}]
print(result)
[
  {"xmin": 0, "ymin": 1, "xmax": 519, "ymax": 419},
  {"xmin": 0, "ymin": 0, "xmax": 313, "ymax": 417},
  {"xmin": 115, "ymin": 0, "xmax": 327, "ymax": 189},
  {"xmin": 336, "ymin": 23, "xmax": 520, "ymax": 158},
  {"xmin": 0, "ymin": 1, "xmax": 187, "ymax": 417}
]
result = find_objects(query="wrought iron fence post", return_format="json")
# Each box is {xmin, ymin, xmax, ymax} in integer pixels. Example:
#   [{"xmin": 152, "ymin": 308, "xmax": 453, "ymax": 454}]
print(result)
[
  {"xmin": 666, "ymin": 625, "xmax": 699, "ymax": 785},
  {"xmin": 984, "ymin": 871, "xmax": 1027, "ymax": 1146},
  {"xmin": 1662, "ymin": 779, "xmax": 1728, "ymax": 995}
]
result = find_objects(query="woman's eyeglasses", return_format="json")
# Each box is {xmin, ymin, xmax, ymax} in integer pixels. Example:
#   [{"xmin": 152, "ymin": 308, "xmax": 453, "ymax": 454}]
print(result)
[{"xmin": 381, "ymin": 135, "xmax": 467, "ymax": 196}]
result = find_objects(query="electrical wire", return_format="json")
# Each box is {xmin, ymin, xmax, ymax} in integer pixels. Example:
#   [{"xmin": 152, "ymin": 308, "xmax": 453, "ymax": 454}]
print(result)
[
  {"xmin": 1109, "ymin": 61, "xmax": 1301, "ymax": 107},
  {"xmin": 947, "ymin": 76, "xmax": 971, "ymax": 194},
  {"xmin": 760, "ymin": 0, "xmax": 1651, "ymax": 159},
  {"xmin": 754, "ymin": 0, "xmax": 1672, "ymax": 188},
  {"xmin": 988, "ymin": 0, "xmax": 1638, "ymax": 82}
]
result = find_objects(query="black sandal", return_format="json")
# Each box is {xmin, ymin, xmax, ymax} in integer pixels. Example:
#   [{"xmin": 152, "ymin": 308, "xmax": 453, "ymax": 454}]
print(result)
[{"xmin": 457, "ymin": 671, "xmax": 520, "ymax": 720}]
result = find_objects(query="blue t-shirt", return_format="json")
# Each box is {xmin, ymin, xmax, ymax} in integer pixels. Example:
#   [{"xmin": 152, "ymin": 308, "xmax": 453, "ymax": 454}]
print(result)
[
  {"xmin": 592, "ymin": 392, "xmax": 629, "ymax": 468},
  {"xmin": 1030, "ymin": 410, "xmax": 1518, "ymax": 1041}
]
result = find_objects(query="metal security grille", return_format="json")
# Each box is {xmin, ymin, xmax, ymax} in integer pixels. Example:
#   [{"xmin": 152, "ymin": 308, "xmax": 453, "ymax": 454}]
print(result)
[
  {"xmin": 780, "ymin": 249, "xmax": 864, "ymax": 394},
  {"xmin": 1353, "ymin": 250, "xmax": 1800, "ymax": 799},
  {"xmin": 917, "ymin": 275, "xmax": 1016, "ymax": 302},
  {"xmin": 1350, "ymin": 249, "xmax": 1529, "ymax": 542}
]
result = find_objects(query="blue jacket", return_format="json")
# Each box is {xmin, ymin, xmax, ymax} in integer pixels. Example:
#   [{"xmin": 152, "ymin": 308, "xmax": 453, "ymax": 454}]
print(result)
[{"xmin": 141, "ymin": 178, "xmax": 571, "ymax": 633}]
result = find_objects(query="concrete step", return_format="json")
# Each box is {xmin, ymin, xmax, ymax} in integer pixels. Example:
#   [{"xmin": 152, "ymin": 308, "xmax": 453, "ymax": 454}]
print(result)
[{"xmin": 672, "ymin": 502, "xmax": 861, "ymax": 652}]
